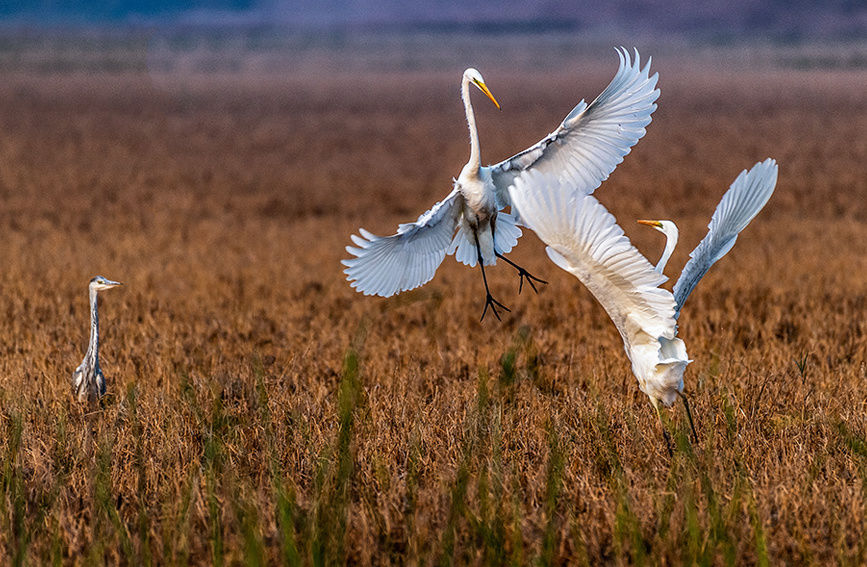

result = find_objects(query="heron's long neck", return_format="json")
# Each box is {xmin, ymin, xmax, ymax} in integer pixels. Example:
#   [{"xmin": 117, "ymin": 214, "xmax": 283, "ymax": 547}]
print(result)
[
  {"xmin": 655, "ymin": 230, "xmax": 678, "ymax": 273},
  {"xmin": 85, "ymin": 286, "xmax": 99, "ymax": 367},
  {"xmin": 462, "ymin": 76, "xmax": 481, "ymax": 172}
]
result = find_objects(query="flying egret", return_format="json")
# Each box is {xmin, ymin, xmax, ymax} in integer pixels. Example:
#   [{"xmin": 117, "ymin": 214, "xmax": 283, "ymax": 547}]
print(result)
[
  {"xmin": 72, "ymin": 276, "xmax": 122, "ymax": 403},
  {"xmin": 343, "ymin": 47, "xmax": 660, "ymax": 320},
  {"xmin": 509, "ymin": 159, "xmax": 778, "ymax": 452}
]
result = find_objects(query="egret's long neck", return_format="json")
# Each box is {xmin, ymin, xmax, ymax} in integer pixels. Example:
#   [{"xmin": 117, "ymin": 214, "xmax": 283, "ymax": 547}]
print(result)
[
  {"xmin": 85, "ymin": 286, "xmax": 99, "ymax": 367},
  {"xmin": 655, "ymin": 228, "xmax": 678, "ymax": 274},
  {"xmin": 461, "ymin": 75, "xmax": 481, "ymax": 172}
]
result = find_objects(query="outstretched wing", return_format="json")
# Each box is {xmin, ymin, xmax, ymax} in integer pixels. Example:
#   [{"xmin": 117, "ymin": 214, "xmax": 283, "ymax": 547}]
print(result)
[
  {"xmin": 343, "ymin": 189, "xmax": 464, "ymax": 297},
  {"xmin": 509, "ymin": 170, "xmax": 677, "ymax": 348},
  {"xmin": 673, "ymin": 158, "xmax": 779, "ymax": 318},
  {"xmin": 489, "ymin": 47, "xmax": 660, "ymax": 223}
]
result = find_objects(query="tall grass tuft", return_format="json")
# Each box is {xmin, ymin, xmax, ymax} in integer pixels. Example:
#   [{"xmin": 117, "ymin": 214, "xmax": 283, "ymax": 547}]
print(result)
[
  {"xmin": 437, "ymin": 361, "xmax": 536, "ymax": 565},
  {"xmin": 203, "ymin": 392, "xmax": 227, "ymax": 567},
  {"xmin": 2, "ymin": 412, "xmax": 28, "ymax": 567},
  {"xmin": 126, "ymin": 384, "xmax": 153, "ymax": 566},
  {"xmin": 311, "ymin": 347, "xmax": 364, "ymax": 565},
  {"xmin": 252, "ymin": 355, "xmax": 302, "ymax": 567},
  {"xmin": 537, "ymin": 421, "xmax": 565, "ymax": 567},
  {"xmin": 232, "ymin": 489, "xmax": 266, "ymax": 567},
  {"xmin": 594, "ymin": 403, "xmax": 647, "ymax": 564},
  {"xmin": 438, "ymin": 459, "xmax": 470, "ymax": 567},
  {"xmin": 499, "ymin": 325, "xmax": 542, "ymax": 396},
  {"xmin": 273, "ymin": 480, "xmax": 302, "ymax": 567},
  {"xmin": 835, "ymin": 421, "xmax": 867, "ymax": 564},
  {"xmin": 746, "ymin": 484, "xmax": 770, "ymax": 567},
  {"xmin": 92, "ymin": 430, "xmax": 134, "ymax": 563}
]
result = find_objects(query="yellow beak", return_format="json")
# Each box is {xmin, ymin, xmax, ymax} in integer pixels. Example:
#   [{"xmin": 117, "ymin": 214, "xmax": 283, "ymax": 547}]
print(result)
[
  {"xmin": 637, "ymin": 219, "xmax": 663, "ymax": 228},
  {"xmin": 474, "ymin": 80, "xmax": 501, "ymax": 110}
]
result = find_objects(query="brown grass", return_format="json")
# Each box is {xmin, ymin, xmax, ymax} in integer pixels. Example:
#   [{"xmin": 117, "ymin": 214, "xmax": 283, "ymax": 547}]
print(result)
[{"xmin": 0, "ymin": 38, "xmax": 865, "ymax": 565}]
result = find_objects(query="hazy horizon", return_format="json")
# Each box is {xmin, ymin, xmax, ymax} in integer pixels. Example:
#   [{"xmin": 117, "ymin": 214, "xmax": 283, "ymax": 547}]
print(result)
[{"xmin": 2, "ymin": 0, "xmax": 866, "ymax": 44}]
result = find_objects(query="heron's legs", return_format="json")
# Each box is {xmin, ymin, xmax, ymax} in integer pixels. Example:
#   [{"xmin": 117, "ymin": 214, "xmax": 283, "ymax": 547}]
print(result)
[
  {"xmin": 474, "ymin": 233, "xmax": 510, "ymax": 321},
  {"xmin": 652, "ymin": 398, "xmax": 673, "ymax": 457},
  {"xmin": 677, "ymin": 391, "xmax": 699, "ymax": 444},
  {"xmin": 495, "ymin": 252, "xmax": 548, "ymax": 294}
]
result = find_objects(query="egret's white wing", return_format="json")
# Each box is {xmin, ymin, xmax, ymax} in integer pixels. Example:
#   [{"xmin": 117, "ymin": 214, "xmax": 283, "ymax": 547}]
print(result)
[
  {"xmin": 489, "ymin": 47, "xmax": 660, "ymax": 222},
  {"xmin": 673, "ymin": 158, "xmax": 778, "ymax": 317},
  {"xmin": 509, "ymin": 170, "xmax": 677, "ymax": 346},
  {"xmin": 343, "ymin": 189, "xmax": 464, "ymax": 297}
]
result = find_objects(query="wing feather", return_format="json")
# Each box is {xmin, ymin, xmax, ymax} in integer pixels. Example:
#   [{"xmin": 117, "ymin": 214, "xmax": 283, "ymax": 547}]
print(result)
[
  {"xmin": 343, "ymin": 189, "xmax": 463, "ymax": 297},
  {"xmin": 673, "ymin": 158, "xmax": 778, "ymax": 317},
  {"xmin": 509, "ymin": 170, "xmax": 677, "ymax": 347},
  {"xmin": 489, "ymin": 47, "xmax": 660, "ymax": 223}
]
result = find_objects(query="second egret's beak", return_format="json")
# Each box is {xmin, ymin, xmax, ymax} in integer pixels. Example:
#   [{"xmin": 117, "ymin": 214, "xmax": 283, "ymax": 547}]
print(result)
[
  {"xmin": 474, "ymin": 80, "xmax": 501, "ymax": 110},
  {"xmin": 637, "ymin": 219, "xmax": 663, "ymax": 228}
]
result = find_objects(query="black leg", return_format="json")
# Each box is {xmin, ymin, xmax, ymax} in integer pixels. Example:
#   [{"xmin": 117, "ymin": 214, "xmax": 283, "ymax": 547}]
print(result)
[
  {"xmin": 677, "ymin": 391, "xmax": 699, "ymax": 444},
  {"xmin": 474, "ymin": 233, "xmax": 510, "ymax": 321},
  {"xmin": 495, "ymin": 252, "xmax": 548, "ymax": 294}
]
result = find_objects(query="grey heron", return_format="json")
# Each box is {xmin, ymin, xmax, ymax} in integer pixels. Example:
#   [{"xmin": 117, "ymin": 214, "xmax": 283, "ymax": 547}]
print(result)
[{"xmin": 72, "ymin": 275, "xmax": 122, "ymax": 403}]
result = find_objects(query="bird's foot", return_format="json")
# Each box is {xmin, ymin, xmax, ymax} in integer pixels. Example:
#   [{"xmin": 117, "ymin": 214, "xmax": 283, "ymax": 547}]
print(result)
[
  {"xmin": 480, "ymin": 293, "xmax": 510, "ymax": 322},
  {"xmin": 495, "ymin": 252, "xmax": 547, "ymax": 294},
  {"xmin": 516, "ymin": 268, "xmax": 548, "ymax": 294}
]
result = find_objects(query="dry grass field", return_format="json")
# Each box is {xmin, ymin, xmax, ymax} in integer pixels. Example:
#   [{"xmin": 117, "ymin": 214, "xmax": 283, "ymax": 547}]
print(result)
[{"xmin": 0, "ymin": 34, "xmax": 865, "ymax": 565}]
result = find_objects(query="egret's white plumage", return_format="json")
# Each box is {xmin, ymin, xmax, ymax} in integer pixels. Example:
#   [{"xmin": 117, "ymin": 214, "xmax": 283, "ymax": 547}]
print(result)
[
  {"xmin": 509, "ymin": 159, "xmax": 778, "ymax": 449},
  {"xmin": 672, "ymin": 158, "xmax": 779, "ymax": 318},
  {"xmin": 509, "ymin": 170, "xmax": 689, "ymax": 408},
  {"xmin": 343, "ymin": 48, "xmax": 659, "ymax": 318},
  {"xmin": 489, "ymin": 48, "xmax": 661, "ymax": 217}
]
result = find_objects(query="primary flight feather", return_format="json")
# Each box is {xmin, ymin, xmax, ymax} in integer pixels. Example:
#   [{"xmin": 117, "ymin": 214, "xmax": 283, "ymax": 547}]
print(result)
[{"xmin": 672, "ymin": 158, "xmax": 779, "ymax": 317}]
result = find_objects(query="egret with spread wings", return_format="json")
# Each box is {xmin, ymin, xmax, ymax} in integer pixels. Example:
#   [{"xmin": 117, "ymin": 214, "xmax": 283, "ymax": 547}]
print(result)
[
  {"xmin": 343, "ymin": 48, "xmax": 660, "ymax": 320},
  {"xmin": 509, "ymin": 159, "xmax": 778, "ymax": 452}
]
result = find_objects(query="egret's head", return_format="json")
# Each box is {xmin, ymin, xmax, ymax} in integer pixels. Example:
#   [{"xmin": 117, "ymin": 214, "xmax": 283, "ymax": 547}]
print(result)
[
  {"xmin": 464, "ymin": 68, "xmax": 500, "ymax": 109},
  {"xmin": 90, "ymin": 275, "xmax": 122, "ymax": 292},
  {"xmin": 637, "ymin": 219, "xmax": 678, "ymax": 238}
]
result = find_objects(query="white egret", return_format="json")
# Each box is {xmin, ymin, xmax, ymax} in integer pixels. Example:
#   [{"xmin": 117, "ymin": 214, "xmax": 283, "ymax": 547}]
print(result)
[
  {"xmin": 72, "ymin": 275, "xmax": 122, "ymax": 403},
  {"xmin": 509, "ymin": 159, "xmax": 778, "ymax": 452},
  {"xmin": 343, "ymin": 47, "xmax": 660, "ymax": 320}
]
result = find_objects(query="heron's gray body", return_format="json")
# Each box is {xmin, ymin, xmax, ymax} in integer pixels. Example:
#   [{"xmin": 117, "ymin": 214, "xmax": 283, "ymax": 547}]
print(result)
[{"xmin": 72, "ymin": 277, "xmax": 120, "ymax": 403}]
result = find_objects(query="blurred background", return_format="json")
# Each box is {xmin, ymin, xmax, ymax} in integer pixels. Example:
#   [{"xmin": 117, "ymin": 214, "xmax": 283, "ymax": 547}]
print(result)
[
  {"xmin": 0, "ymin": 3, "xmax": 865, "ymax": 565},
  {"xmin": 0, "ymin": 1, "xmax": 865, "ymax": 75},
  {"xmin": 3, "ymin": 0, "xmax": 866, "ymax": 38}
]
